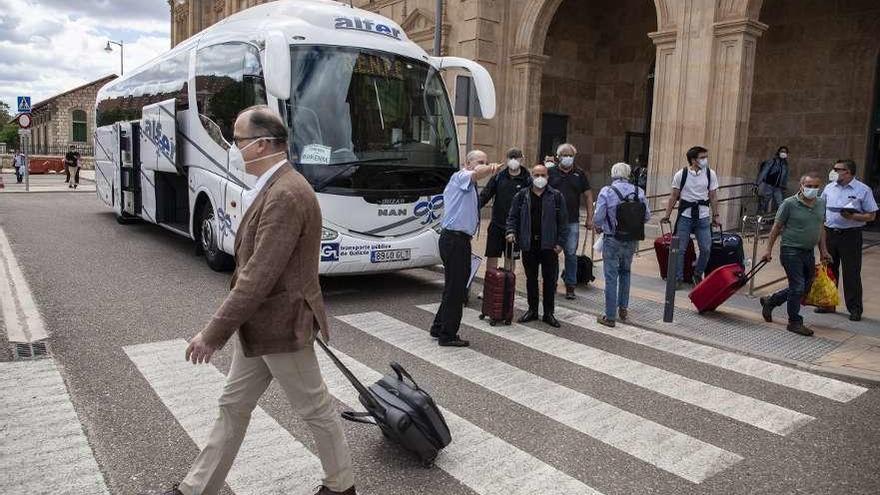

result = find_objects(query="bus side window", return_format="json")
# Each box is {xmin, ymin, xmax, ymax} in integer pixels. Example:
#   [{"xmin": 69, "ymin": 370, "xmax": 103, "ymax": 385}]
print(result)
[{"xmin": 195, "ymin": 43, "xmax": 268, "ymax": 149}]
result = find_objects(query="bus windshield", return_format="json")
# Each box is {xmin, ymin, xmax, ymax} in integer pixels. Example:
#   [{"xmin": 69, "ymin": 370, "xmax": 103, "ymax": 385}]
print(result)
[{"xmin": 286, "ymin": 46, "xmax": 459, "ymax": 195}]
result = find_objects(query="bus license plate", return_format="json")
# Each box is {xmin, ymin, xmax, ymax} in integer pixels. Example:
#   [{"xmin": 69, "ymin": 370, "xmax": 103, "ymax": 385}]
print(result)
[{"xmin": 371, "ymin": 249, "xmax": 411, "ymax": 263}]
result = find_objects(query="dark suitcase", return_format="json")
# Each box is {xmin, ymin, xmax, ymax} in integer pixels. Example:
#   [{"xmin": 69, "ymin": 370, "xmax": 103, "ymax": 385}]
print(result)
[
  {"xmin": 480, "ymin": 242, "xmax": 516, "ymax": 325},
  {"xmin": 654, "ymin": 220, "xmax": 696, "ymax": 281},
  {"xmin": 689, "ymin": 260, "xmax": 767, "ymax": 313},
  {"xmin": 704, "ymin": 225, "xmax": 745, "ymax": 276},
  {"xmin": 316, "ymin": 338, "xmax": 452, "ymax": 467},
  {"xmin": 576, "ymin": 236, "xmax": 595, "ymax": 285}
]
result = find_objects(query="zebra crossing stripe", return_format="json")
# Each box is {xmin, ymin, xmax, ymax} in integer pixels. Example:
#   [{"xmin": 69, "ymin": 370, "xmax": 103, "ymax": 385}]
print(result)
[
  {"xmin": 124, "ymin": 340, "xmax": 325, "ymax": 495},
  {"xmin": 0, "ymin": 359, "xmax": 109, "ymax": 494},
  {"xmin": 316, "ymin": 346, "xmax": 602, "ymax": 495},
  {"xmin": 520, "ymin": 300, "xmax": 868, "ymax": 403},
  {"xmin": 417, "ymin": 304, "xmax": 814, "ymax": 436},
  {"xmin": 335, "ymin": 312, "xmax": 742, "ymax": 484}
]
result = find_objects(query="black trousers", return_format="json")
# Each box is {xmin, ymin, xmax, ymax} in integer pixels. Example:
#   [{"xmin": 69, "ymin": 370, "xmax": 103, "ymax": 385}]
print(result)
[
  {"xmin": 431, "ymin": 231, "xmax": 471, "ymax": 341},
  {"xmin": 826, "ymin": 227, "xmax": 863, "ymax": 315},
  {"xmin": 522, "ymin": 248, "xmax": 559, "ymax": 316}
]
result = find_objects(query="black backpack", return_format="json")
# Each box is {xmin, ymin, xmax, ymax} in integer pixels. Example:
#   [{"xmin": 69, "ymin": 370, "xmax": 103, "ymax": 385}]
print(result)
[{"xmin": 611, "ymin": 185, "xmax": 646, "ymax": 241}]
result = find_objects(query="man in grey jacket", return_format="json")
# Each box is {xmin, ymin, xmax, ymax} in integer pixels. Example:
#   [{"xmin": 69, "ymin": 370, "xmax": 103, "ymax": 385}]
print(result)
[{"xmin": 506, "ymin": 164, "xmax": 569, "ymax": 327}]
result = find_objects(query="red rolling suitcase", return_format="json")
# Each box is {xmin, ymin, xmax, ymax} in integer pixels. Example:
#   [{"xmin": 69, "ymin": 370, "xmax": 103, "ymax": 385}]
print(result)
[
  {"xmin": 689, "ymin": 260, "xmax": 768, "ymax": 313},
  {"xmin": 479, "ymin": 242, "xmax": 516, "ymax": 326},
  {"xmin": 654, "ymin": 220, "xmax": 696, "ymax": 281}
]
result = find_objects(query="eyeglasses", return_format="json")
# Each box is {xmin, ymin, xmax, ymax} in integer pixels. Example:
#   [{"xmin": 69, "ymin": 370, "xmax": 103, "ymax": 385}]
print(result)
[
  {"xmin": 232, "ymin": 135, "xmax": 280, "ymax": 147},
  {"xmin": 832, "ymin": 167, "xmax": 849, "ymax": 173}
]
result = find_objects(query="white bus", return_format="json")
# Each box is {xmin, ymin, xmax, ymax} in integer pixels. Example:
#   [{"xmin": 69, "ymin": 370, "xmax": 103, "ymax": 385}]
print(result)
[{"xmin": 93, "ymin": 0, "xmax": 495, "ymax": 273}]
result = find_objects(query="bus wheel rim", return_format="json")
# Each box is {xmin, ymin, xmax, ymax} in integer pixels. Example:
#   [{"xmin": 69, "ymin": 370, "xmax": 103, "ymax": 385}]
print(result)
[{"xmin": 201, "ymin": 215, "xmax": 215, "ymax": 254}]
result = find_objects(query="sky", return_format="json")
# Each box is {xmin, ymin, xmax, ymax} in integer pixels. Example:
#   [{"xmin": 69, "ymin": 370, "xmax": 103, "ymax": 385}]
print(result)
[{"xmin": 0, "ymin": 0, "xmax": 172, "ymax": 114}]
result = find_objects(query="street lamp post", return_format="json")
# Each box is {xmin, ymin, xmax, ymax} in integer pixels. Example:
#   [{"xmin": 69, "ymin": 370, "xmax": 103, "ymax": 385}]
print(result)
[{"xmin": 104, "ymin": 40, "xmax": 124, "ymax": 76}]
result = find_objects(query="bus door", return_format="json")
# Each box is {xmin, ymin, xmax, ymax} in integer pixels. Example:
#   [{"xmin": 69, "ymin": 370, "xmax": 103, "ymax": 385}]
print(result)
[{"xmin": 119, "ymin": 122, "xmax": 142, "ymax": 218}]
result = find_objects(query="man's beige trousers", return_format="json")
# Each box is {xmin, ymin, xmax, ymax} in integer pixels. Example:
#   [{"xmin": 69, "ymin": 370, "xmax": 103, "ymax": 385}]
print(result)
[{"xmin": 179, "ymin": 338, "xmax": 354, "ymax": 495}]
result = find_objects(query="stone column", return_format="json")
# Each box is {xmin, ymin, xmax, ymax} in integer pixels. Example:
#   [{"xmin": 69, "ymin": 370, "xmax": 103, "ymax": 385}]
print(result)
[
  {"xmin": 705, "ymin": 18, "xmax": 767, "ymax": 226},
  {"xmin": 505, "ymin": 53, "xmax": 548, "ymax": 162},
  {"xmin": 645, "ymin": 28, "xmax": 678, "ymax": 200}
]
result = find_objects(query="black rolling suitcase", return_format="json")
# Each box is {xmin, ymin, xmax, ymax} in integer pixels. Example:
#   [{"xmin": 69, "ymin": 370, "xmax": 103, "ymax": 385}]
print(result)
[
  {"xmin": 704, "ymin": 224, "xmax": 745, "ymax": 276},
  {"xmin": 576, "ymin": 236, "xmax": 595, "ymax": 285},
  {"xmin": 316, "ymin": 338, "xmax": 452, "ymax": 466}
]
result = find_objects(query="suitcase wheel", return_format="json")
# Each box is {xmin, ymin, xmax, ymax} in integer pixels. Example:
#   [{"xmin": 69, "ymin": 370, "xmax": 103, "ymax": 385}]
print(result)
[
  {"xmin": 478, "ymin": 313, "xmax": 485, "ymax": 320},
  {"xmin": 489, "ymin": 320, "xmax": 497, "ymax": 326},
  {"xmin": 504, "ymin": 320, "xmax": 511, "ymax": 325}
]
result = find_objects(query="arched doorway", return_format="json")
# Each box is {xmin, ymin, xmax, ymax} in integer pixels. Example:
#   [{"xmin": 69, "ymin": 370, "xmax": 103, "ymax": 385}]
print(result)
[{"xmin": 536, "ymin": 0, "xmax": 658, "ymax": 188}]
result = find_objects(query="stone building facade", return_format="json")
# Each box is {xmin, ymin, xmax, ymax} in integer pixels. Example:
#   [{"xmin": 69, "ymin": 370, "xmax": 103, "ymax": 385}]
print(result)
[
  {"xmin": 168, "ymin": 0, "xmax": 880, "ymax": 222},
  {"xmin": 29, "ymin": 75, "xmax": 117, "ymax": 156}
]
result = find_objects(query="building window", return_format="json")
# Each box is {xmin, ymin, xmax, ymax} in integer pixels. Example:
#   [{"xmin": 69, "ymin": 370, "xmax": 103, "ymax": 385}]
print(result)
[{"xmin": 72, "ymin": 109, "xmax": 87, "ymax": 142}]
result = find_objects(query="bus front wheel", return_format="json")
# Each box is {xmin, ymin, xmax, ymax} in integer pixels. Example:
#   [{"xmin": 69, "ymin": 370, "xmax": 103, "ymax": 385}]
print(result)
[{"xmin": 197, "ymin": 202, "xmax": 234, "ymax": 272}]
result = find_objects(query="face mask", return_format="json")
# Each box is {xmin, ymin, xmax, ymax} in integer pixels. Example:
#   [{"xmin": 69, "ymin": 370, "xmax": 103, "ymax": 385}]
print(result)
[
  {"xmin": 779, "ymin": 152, "xmax": 788, "ymax": 159},
  {"xmin": 560, "ymin": 156, "xmax": 574, "ymax": 168},
  {"xmin": 828, "ymin": 170, "xmax": 839, "ymax": 183},
  {"xmin": 533, "ymin": 176, "xmax": 548, "ymax": 189},
  {"xmin": 229, "ymin": 138, "xmax": 285, "ymax": 178},
  {"xmin": 544, "ymin": 161, "xmax": 556, "ymax": 168},
  {"xmin": 507, "ymin": 159, "xmax": 521, "ymax": 171},
  {"xmin": 802, "ymin": 187, "xmax": 819, "ymax": 199},
  {"xmin": 698, "ymin": 158, "xmax": 709, "ymax": 169}
]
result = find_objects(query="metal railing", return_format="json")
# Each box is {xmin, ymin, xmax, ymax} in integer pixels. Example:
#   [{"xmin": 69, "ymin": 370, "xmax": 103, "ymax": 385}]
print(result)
[{"xmin": 22, "ymin": 144, "xmax": 94, "ymax": 156}]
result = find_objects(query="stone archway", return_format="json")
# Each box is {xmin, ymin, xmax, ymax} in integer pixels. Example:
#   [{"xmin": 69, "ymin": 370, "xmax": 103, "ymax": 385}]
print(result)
[{"xmin": 504, "ymin": 0, "xmax": 667, "ymax": 162}]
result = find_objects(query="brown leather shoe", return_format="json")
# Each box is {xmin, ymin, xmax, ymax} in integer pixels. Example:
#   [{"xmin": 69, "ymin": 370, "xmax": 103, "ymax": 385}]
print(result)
[{"xmin": 315, "ymin": 486, "xmax": 357, "ymax": 495}]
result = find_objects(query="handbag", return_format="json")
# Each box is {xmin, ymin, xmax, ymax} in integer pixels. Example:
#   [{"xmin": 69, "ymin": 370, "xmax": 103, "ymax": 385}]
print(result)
[{"xmin": 802, "ymin": 263, "xmax": 839, "ymax": 308}]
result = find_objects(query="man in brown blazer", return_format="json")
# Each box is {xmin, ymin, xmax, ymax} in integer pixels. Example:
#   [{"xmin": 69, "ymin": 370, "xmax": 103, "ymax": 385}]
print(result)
[{"xmin": 158, "ymin": 106, "xmax": 356, "ymax": 495}]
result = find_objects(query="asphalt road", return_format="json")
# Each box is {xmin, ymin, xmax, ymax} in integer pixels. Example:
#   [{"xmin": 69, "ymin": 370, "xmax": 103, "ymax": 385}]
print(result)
[{"xmin": 1, "ymin": 192, "xmax": 879, "ymax": 495}]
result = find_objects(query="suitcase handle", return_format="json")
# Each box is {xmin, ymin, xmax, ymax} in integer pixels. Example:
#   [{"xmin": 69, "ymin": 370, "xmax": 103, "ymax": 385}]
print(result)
[
  {"xmin": 660, "ymin": 218, "xmax": 672, "ymax": 237},
  {"xmin": 742, "ymin": 259, "xmax": 769, "ymax": 284},
  {"xmin": 390, "ymin": 362, "xmax": 421, "ymax": 390},
  {"xmin": 315, "ymin": 337, "xmax": 384, "ymax": 413}
]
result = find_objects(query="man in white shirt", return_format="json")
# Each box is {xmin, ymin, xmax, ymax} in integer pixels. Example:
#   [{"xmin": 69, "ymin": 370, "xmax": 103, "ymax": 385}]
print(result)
[{"xmin": 662, "ymin": 146, "xmax": 720, "ymax": 288}]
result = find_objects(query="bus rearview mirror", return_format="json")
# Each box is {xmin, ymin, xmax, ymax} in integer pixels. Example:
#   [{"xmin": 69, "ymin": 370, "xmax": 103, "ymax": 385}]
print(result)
[
  {"xmin": 430, "ymin": 56, "xmax": 496, "ymax": 119},
  {"xmin": 264, "ymin": 31, "xmax": 291, "ymax": 101}
]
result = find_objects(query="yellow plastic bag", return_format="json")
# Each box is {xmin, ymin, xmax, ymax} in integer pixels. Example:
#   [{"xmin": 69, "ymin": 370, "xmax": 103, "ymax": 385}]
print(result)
[{"xmin": 803, "ymin": 263, "xmax": 839, "ymax": 308}]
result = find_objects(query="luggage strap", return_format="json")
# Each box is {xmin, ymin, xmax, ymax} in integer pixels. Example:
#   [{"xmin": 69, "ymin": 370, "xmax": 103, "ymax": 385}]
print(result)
[
  {"xmin": 315, "ymin": 337, "xmax": 383, "ymax": 413},
  {"xmin": 340, "ymin": 411, "xmax": 378, "ymax": 426}
]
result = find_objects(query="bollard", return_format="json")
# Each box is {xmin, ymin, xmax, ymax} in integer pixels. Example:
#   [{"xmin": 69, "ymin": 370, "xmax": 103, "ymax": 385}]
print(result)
[{"xmin": 663, "ymin": 234, "xmax": 679, "ymax": 322}]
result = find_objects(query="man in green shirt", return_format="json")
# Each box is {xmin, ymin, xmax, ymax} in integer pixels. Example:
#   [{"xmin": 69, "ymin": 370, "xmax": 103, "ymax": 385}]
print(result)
[{"xmin": 760, "ymin": 172, "xmax": 831, "ymax": 335}]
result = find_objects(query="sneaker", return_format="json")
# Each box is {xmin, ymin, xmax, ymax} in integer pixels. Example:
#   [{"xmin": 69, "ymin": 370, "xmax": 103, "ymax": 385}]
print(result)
[
  {"xmin": 565, "ymin": 286, "xmax": 576, "ymax": 300},
  {"xmin": 759, "ymin": 297, "xmax": 773, "ymax": 323},
  {"xmin": 438, "ymin": 338, "xmax": 470, "ymax": 347},
  {"xmin": 786, "ymin": 322, "xmax": 814, "ymax": 336},
  {"xmin": 597, "ymin": 315, "xmax": 616, "ymax": 328},
  {"xmin": 618, "ymin": 308, "xmax": 628, "ymax": 321},
  {"xmin": 849, "ymin": 312, "xmax": 862, "ymax": 322}
]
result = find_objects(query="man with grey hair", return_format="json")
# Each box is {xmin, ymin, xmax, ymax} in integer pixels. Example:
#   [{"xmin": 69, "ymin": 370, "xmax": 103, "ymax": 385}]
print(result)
[
  {"xmin": 549, "ymin": 143, "xmax": 594, "ymax": 299},
  {"xmin": 592, "ymin": 162, "xmax": 650, "ymax": 327},
  {"xmin": 154, "ymin": 105, "xmax": 357, "ymax": 495},
  {"xmin": 760, "ymin": 171, "xmax": 831, "ymax": 336},
  {"xmin": 431, "ymin": 149, "xmax": 503, "ymax": 347}
]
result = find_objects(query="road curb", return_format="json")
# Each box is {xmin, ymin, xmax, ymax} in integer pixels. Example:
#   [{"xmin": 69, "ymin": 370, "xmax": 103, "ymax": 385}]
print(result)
[{"xmin": 425, "ymin": 264, "xmax": 879, "ymax": 386}]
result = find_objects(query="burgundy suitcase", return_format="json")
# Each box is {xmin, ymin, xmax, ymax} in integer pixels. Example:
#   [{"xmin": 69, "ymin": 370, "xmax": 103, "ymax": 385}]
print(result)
[
  {"xmin": 689, "ymin": 260, "xmax": 768, "ymax": 313},
  {"xmin": 479, "ymin": 244, "xmax": 515, "ymax": 326},
  {"xmin": 654, "ymin": 220, "xmax": 696, "ymax": 281}
]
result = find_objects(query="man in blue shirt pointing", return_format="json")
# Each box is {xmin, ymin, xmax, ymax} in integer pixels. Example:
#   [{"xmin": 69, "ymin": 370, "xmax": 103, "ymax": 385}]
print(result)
[
  {"xmin": 817, "ymin": 159, "xmax": 878, "ymax": 321},
  {"xmin": 430, "ymin": 150, "xmax": 502, "ymax": 347}
]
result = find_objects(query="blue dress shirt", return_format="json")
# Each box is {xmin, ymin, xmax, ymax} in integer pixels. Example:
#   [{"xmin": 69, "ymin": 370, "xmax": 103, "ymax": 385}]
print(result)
[
  {"xmin": 821, "ymin": 178, "xmax": 878, "ymax": 229},
  {"xmin": 441, "ymin": 170, "xmax": 479, "ymax": 236}
]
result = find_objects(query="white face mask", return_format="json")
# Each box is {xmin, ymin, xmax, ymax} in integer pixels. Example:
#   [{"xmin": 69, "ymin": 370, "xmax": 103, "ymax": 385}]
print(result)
[
  {"xmin": 560, "ymin": 156, "xmax": 574, "ymax": 168},
  {"xmin": 533, "ymin": 176, "xmax": 548, "ymax": 189},
  {"xmin": 828, "ymin": 170, "xmax": 839, "ymax": 183},
  {"xmin": 507, "ymin": 158, "xmax": 521, "ymax": 171},
  {"xmin": 779, "ymin": 152, "xmax": 788, "ymax": 159},
  {"xmin": 544, "ymin": 161, "xmax": 556, "ymax": 168},
  {"xmin": 229, "ymin": 137, "xmax": 285, "ymax": 184},
  {"xmin": 802, "ymin": 187, "xmax": 820, "ymax": 199},
  {"xmin": 698, "ymin": 158, "xmax": 709, "ymax": 169}
]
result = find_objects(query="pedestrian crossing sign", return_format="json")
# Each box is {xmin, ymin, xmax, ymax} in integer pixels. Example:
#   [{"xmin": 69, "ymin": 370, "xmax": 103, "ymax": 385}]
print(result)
[{"xmin": 17, "ymin": 96, "xmax": 31, "ymax": 113}]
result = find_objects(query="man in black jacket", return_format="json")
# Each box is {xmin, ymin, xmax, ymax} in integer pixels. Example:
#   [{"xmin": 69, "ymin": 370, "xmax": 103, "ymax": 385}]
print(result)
[
  {"xmin": 506, "ymin": 164, "xmax": 569, "ymax": 327},
  {"xmin": 479, "ymin": 147, "xmax": 531, "ymax": 269}
]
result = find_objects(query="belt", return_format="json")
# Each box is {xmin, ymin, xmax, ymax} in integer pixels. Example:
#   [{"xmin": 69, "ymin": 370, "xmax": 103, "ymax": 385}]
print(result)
[
  {"xmin": 441, "ymin": 229, "xmax": 473, "ymax": 240},
  {"xmin": 825, "ymin": 226, "xmax": 863, "ymax": 234}
]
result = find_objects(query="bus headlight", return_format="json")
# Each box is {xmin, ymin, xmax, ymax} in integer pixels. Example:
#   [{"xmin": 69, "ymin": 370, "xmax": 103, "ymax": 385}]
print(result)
[{"xmin": 321, "ymin": 227, "xmax": 339, "ymax": 241}]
